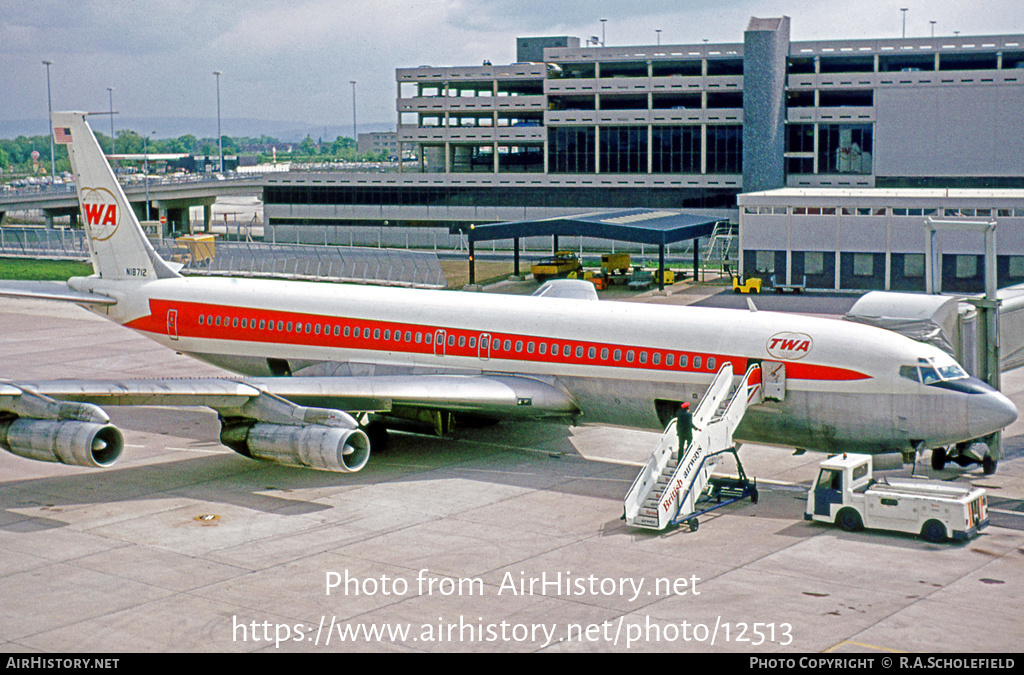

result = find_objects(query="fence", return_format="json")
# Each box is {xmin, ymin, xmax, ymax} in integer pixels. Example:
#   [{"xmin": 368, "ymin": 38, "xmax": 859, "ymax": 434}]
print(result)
[{"xmin": 0, "ymin": 228, "xmax": 447, "ymax": 289}]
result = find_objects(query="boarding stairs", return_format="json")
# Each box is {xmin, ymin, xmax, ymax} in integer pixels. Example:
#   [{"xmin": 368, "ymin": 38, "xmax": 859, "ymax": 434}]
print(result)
[
  {"xmin": 624, "ymin": 362, "xmax": 762, "ymax": 531},
  {"xmin": 704, "ymin": 222, "xmax": 739, "ymax": 264}
]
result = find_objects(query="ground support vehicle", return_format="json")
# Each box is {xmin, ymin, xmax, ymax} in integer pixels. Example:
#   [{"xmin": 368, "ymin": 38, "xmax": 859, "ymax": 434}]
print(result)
[
  {"xmin": 805, "ymin": 454, "xmax": 988, "ymax": 542},
  {"xmin": 770, "ymin": 274, "xmax": 806, "ymax": 294},
  {"xmin": 530, "ymin": 252, "xmax": 582, "ymax": 282}
]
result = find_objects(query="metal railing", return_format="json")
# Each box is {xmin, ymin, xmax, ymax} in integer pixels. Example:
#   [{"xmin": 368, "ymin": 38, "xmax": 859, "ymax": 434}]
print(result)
[{"xmin": 0, "ymin": 228, "xmax": 447, "ymax": 289}]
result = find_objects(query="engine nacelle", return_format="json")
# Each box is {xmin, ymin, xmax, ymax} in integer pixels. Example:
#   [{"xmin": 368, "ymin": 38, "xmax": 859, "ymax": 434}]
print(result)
[
  {"xmin": 221, "ymin": 422, "xmax": 371, "ymax": 472},
  {"xmin": 0, "ymin": 418, "xmax": 123, "ymax": 468}
]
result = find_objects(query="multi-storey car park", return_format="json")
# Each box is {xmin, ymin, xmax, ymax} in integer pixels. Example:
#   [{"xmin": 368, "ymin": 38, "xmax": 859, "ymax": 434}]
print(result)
[{"xmin": 262, "ymin": 16, "xmax": 1024, "ymax": 292}]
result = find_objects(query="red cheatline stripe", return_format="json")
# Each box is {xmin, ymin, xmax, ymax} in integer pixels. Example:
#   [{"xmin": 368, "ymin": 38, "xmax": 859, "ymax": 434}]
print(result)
[{"xmin": 125, "ymin": 299, "xmax": 870, "ymax": 382}]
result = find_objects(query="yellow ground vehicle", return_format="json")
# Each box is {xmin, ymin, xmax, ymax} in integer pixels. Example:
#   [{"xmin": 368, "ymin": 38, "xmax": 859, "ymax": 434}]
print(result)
[
  {"xmin": 732, "ymin": 276, "xmax": 762, "ymax": 294},
  {"xmin": 600, "ymin": 253, "xmax": 631, "ymax": 274},
  {"xmin": 531, "ymin": 251, "xmax": 582, "ymax": 282},
  {"xmin": 725, "ymin": 264, "xmax": 761, "ymax": 293}
]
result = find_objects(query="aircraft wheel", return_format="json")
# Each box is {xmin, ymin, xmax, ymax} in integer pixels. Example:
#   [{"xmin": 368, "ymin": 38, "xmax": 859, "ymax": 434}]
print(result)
[
  {"xmin": 687, "ymin": 518, "xmax": 699, "ymax": 532},
  {"xmin": 921, "ymin": 519, "xmax": 947, "ymax": 543},
  {"xmin": 836, "ymin": 508, "xmax": 864, "ymax": 532},
  {"xmin": 750, "ymin": 486, "xmax": 759, "ymax": 505},
  {"xmin": 931, "ymin": 447, "xmax": 947, "ymax": 471},
  {"xmin": 983, "ymin": 456, "xmax": 998, "ymax": 475}
]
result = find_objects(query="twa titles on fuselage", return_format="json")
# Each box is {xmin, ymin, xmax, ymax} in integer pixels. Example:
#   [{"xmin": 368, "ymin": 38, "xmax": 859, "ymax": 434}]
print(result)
[{"xmin": 0, "ymin": 111, "xmax": 1016, "ymax": 475}]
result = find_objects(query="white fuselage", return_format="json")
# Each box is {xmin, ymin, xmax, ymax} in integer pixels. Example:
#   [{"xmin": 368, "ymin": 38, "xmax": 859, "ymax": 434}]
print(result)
[{"xmin": 73, "ymin": 274, "xmax": 1018, "ymax": 456}]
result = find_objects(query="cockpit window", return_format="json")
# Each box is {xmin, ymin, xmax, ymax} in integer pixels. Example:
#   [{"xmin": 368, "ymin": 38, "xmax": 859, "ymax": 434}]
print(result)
[
  {"xmin": 899, "ymin": 366, "xmax": 920, "ymax": 382},
  {"xmin": 901, "ymin": 359, "xmax": 970, "ymax": 385}
]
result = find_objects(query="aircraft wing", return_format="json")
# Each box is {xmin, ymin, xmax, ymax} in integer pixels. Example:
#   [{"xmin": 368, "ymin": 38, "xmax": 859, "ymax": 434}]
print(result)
[
  {"xmin": 0, "ymin": 374, "xmax": 579, "ymax": 472},
  {"xmin": 0, "ymin": 280, "xmax": 115, "ymax": 305},
  {"xmin": 0, "ymin": 373, "xmax": 580, "ymax": 420}
]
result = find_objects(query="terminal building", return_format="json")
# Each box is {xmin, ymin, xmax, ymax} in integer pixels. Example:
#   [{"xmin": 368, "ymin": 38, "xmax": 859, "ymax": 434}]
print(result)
[{"xmin": 263, "ymin": 17, "xmax": 1024, "ymax": 291}]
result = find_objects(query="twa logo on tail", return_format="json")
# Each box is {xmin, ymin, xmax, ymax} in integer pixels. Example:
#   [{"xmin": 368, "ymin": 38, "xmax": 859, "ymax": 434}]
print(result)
[
  {"xmin": 80, "ymin": 187, "xmax": 120, "ymax": 241},
  {"xmin": 766, "ymin": 332, "xmax": 813, "ymax": 360}
]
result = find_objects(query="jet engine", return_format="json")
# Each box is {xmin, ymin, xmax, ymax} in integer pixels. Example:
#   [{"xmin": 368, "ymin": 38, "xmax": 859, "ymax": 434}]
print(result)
[
  {"xmin": 0, "ymin": 418, "xmax": 123, "ymax": 468},
  {"xmin": 220, "ymin": 422, "xmax": 370, "ymax": 472}
]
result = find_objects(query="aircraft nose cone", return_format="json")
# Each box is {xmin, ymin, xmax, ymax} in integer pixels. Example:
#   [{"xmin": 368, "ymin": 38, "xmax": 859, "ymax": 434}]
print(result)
[{"xmin": 968, "ymin": 389, "xmax": 1019, "ymax": 438}]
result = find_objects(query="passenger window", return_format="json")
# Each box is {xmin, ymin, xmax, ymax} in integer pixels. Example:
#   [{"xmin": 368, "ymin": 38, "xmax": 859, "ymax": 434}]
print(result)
[
  {"xmin": 344, "ymin": 326, "xmax": 351, "ymax": 337},
  {"xmin": 639, "ymin": 352, "xmax": 647, "ymax": 364},
  {"xmin": 575, "ymin": 346, "xmax": 583, "ymax": 358},
  {"xmin": 515, "ymin": 341, "xmax": 523, "ymax": 352},
  {"xmin": 679, "ymin": 355, "xmax": 688, "ymax": 368},
  {"xmin": 614, "ymin": 349, "xmax": 622, "ymax": 361},
  {"xmin": 215, "ymin": 317, "xmax": 222, "ymax": 326},
  {"xmin": 287, "ymin": 321, "xmax": 293, "ymax": 332},
  {"xmin": 707, "ymin": 357, "xmax": 715, "ymax": 370},
  {"xmin": 405, "ymin": 331, "xmax": 412, "ymax": 342},
  {"xmin": 448, "ymin": 335, "xmax": 455, "ymax": 347},
  {"xmin": 652, "ymin": 353, "xmax": 661, "ymax": 365},
  {"xmin": 469, "ymin": 337, "xmax": 476, "ymax": 348},
  {"xmin": 527, "ymin": 342, "xmax": 534, "ymax": 354},
  {"xmin": 693, "ymin": 356, "xmax": 702, "ymax": 369},
  {"xmin": 374, "ymin": 329, "xmax": 381, "ymax": 340},
  {"xmin": 363, "ymin": 328, "xmax": 371, "ymax": 339},
  {"xmin": 458, "ymin": 336, "xmax": 465, "ymax": 347},
  {"xmin": 601, "ymin": 348, "xmax": 609, "ymax": 360},
  {"xmin": 241, "ymin": 318, "xmax": 247, "ymax": 329},
  {"xmin": 504, "ymin": 339, "xmax": 512, "ymax": 351},
  {"xmin": 480, "ymin": 337, "xmax": 489, "ymax": 349},
  {"xmin": 277, "ymin": 321, "xmax": 284, "ymax": 331},
  {"xmin": 259, "ymin": 319, "xmax": 266, "ymax": 330},
  {"xmin": 306, "ymin": 323, "xmax": 312, "ymax": 333},
  {"xmin": 626, "ymin": 351, "xmax": 634, "ymax": 363},
  {"xmin": 415, "ymin": 333, "xmax": 422, "ymax": 343},
  {"xmin": 564, "ymin": 345, "xmax": 571, "ymax": 357},
  {"xmin": 588, "ymin": 347, "xmax": 596, "ymax": 359},
  {"xmin": 666, "ymin": 354, "xmax": 674, "ymax": 366},
  {"xmin": 539, "ymin": 343, "xmax": 546, "ymax": 355},
  {"xmin": 383, "ymin": 329, "xmax": 389, "ymax": 340},
  {"xmin": 425, "ymin": 334, "xmax": 433, "ymax": 344},
  {"xmin": 334, "ymin": 325, "xmax": 340, "ymax": 336}
]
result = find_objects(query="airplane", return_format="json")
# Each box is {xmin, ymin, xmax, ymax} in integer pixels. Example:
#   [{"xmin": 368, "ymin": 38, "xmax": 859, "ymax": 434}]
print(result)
[{"xmin": 0, "ymin": 111, "xmax": 1017, "ymax": 477}]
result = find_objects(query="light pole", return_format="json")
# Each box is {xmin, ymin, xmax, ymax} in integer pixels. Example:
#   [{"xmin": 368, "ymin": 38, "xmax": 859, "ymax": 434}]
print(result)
[
  {"xmin": 930, "ymin": 20, "xmax": 936, "ymax": 38},
  {"xmin": 350, "ymin": 80, "xmax": 357, "ymax": 148},
  {"xmin": 600, "ymin": 19, "xmax": 607, "ymax": 46},
  {"xmin": 107, "ymin": 87, "xmax": 115, "ymax": 163},
  {"xmin": 656, "ymin": 29, "xmax": 662, "ymax": 46},
  {"xmin": 144, "ymin": 132, "xmax": 152, "ymax": 221},
  {"xmin": 901, "ymin": 8, "xmax": 908, "ymax": 38},
  {"xmin": 43, "ymin": 60, "xmax": 55, "ymax": 179},
  {"xmin": 214, "ymin": 71, "xmax": 223, "ymax": 172}
]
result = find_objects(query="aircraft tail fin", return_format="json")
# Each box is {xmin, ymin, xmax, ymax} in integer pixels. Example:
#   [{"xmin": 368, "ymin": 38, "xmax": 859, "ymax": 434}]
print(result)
[{"xmin": 52, "ymin": 111, "xmax": 178, "ymax": 281}]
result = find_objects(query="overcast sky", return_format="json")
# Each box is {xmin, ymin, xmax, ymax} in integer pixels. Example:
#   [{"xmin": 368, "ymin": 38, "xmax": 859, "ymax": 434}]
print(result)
[{"xmin": 2, "ymin": 0, "xmax": 1022, "ymax": 138}]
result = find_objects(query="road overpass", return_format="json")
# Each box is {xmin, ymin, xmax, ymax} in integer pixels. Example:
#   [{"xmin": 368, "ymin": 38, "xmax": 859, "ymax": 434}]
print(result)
[{"xmin": 0, "ymin": 174, "xmax": 263, "ymax": 234}]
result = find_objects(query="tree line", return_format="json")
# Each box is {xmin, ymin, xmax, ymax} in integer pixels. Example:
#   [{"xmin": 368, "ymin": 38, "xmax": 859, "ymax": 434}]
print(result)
[{"xmin": 1, "ymin": 131, "xmax": 387, "ymax": 177}]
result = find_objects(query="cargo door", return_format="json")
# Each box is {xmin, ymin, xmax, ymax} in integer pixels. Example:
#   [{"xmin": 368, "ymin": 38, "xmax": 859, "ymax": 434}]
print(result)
[{"xmin": 166, "ymin": 309, "xmax": 179, "ymax": 341}]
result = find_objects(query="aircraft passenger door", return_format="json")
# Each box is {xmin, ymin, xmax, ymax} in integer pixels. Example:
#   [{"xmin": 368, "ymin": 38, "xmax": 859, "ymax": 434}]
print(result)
[
  {"xmin": 166, "ymin": 309, "xmax": 179, "ymax": 341},
  {"xmin": 763, "ymin": 360, "xmax": 785, "ymax": 401},
  {"xmin": 478, "ymin": 333, "xmax": 491, "ymax": 361},
  {"xmin": 434, "ymin": 329, "xmax": 446, "ymax": 357}
]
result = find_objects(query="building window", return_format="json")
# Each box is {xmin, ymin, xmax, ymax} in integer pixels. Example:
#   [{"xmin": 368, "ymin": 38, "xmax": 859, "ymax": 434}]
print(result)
[
  {"xmin": 548, "ymin": 127, "xmax": 595, "ymax": 173},
  {"xmin": 903, "ymin": 254, "xmax": 925, "ymax": 278},
  {"xmin": 755, "ymin": 251, "xmax": 775, "ymax": 274},
  {"xmin": 599, "ymin": 127, "xmax": 646, "ymax": 173},
  {"xmin": 956, "ymin": 255, "xmax": 978, "ymax": 279},
  {"xmin": 652, "ymin": 126, "xmax": 701, "ymax": 173},
  {"xmin": 706, "ymin": 125, "xmax": 742, "ymax": 173},
  {"xmin": 853, "ymin": 253, "xmax": 874, "ymax": 276},
  {"xmin": 804, "ymin": 251, "xmax": 825, "ymax": 276},
  {"xmin": 1010, "ymin": 257, "xmax": 1024, "ymax": 278},
  {"xmin": 818, "ymin": 124, "xmax": 872, "ymax": 174}
]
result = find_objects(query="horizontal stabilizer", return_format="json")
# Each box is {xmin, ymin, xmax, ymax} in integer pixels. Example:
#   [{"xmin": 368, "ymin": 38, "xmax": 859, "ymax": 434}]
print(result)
[{"xmin": 0, "ymin": 280, "xmax": 115, "ymax": 305}]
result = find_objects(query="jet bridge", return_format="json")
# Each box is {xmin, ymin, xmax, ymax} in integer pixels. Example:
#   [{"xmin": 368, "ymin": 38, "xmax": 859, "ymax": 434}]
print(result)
[{"xmin": 624, "ymin": 362, "xmax": 762, "ymax": 531}]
